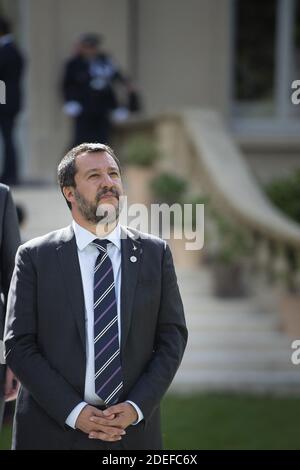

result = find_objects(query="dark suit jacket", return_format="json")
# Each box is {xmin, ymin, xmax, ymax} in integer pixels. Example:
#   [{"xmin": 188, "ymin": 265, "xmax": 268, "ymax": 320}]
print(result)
[
  {"xmin": 4, "ymin": 224, "xmax": 188, "ymax": 450},
  {"xmin": 0, "ymin": 42, "xmax": 24, "ymax": 116},
  {"xmin": 0, "ymin": 184, "xmax": 20, "ymax": 427},
  {"xmin": 62, "ymin": 53, "xmax": 125, "ymax": 117}
]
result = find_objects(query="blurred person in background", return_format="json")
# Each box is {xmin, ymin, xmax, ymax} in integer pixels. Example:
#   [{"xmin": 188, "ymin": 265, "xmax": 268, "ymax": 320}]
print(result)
[
  {"xmin": 0, "ymin": 183, "xmax": 20, "ymax": 430},
  {"xmin": 62, "ymin": 33, "xmax": 139, "ymax": 147},
  {"xmin": 0, "ymin": 16, "xmax": 24, "ymax": 186}
]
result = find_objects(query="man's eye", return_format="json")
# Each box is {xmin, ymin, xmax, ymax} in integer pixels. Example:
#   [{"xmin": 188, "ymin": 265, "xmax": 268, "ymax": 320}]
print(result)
[
  {"xmin": 89, "ymin": 174, "xmax": 98, "ymax": 178},
  {"xmin": 110, "ymin": 172, "xmax": 119, "ymax": 176}
]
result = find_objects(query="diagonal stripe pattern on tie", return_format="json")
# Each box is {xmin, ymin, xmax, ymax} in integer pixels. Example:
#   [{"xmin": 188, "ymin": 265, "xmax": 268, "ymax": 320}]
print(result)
[{"xmin": 92, "ymin": 238, "xmax": 123, "ymax": 405}]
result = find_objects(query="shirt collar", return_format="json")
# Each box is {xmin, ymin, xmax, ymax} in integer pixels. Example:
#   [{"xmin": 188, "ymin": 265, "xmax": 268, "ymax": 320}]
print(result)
[{"xmin": 72, "ymin": 220, "xmax": 121, "ymax": 251}]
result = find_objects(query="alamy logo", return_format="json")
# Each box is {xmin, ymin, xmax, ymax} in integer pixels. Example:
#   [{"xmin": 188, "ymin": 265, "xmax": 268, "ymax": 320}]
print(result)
[
  {"xmin": 291, "ymin": 339, "xmax": 300, "ymax": 365},
  {"xmin": 0, "ymin": 80, "xmax": 6, "ymax": 104},
  {"xmin": 95, "ymin": 197, "xmax": 205, "ymax": 250},
  {"xmin": 291, "ymin": 80, "xmax": 300, "ymax": 105}
]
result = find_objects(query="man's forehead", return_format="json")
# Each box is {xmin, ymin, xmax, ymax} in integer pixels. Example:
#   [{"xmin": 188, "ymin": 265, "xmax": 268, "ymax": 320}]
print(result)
[{"xmin": 76, "ymin": 151, "xmax": 118, "ymax": 170}]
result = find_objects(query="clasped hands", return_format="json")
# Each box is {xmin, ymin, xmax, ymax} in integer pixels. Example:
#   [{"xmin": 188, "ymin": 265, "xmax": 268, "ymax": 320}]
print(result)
[{"xmin": 75, "ymin": 402, "xmax": 138, "ymax": 442}]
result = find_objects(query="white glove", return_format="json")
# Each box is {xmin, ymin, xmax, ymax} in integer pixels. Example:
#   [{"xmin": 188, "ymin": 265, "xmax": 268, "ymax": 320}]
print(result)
[
  {"xmin": 111, "ymin": 107, "xmax": 130, "ymax": 122},
  {"xmin": 63, "ymin": 101, "xmax": 82, "ymax": 117}
]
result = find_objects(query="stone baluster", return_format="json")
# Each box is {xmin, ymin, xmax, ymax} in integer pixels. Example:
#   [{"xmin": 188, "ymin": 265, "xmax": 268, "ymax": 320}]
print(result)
[
  {"xmin": 293, "ymin": 250, "xmax": 300, "ymax": 293},
  {"xmin": 255, "ymin": 237, "xmax": 270, "ymax": 274},
  {"xmin": 272, "ymin": 243, "xmax": 290, "ymax": 292}
]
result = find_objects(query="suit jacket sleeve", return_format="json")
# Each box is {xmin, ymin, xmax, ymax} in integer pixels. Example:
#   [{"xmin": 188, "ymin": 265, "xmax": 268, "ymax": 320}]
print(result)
[
  {"xmin": 4, "ymin": 245, "xmax": 83, "ymax": 428},
  {"xmin": 0, "ymin": 188, "xmax": 20, "ymax": 340},
  {"xmin": 126, "ymin": 244, "xmax": 188, "ymax": 423}
]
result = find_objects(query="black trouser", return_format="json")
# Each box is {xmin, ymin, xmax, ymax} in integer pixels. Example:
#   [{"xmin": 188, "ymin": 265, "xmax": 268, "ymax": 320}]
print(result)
[
  {"xmin": 0, "ymin": 114, "xmax": 18, "ymax": 185},
  {"xmin": 73, "ymin": 113, "xmax": 111, "ymax": 147}
]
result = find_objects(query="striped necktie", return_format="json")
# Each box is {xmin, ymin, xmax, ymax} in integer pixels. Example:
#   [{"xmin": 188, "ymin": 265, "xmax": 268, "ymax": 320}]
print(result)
[{"xmin": 92, "ymin": 238, "xmax": 123, "ymax": 405}]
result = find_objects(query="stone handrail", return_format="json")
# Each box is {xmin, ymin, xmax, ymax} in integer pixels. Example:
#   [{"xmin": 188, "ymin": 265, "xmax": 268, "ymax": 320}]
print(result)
[{"xmin": 181, "ymin": 110, "xmax": 300, "ymax": 247}]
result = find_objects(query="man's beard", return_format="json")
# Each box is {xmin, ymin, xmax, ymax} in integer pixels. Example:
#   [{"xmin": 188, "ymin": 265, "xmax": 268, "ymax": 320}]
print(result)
[{"xmin": 74, "ymin": 188, "xmax": 120, "ymax": 224}]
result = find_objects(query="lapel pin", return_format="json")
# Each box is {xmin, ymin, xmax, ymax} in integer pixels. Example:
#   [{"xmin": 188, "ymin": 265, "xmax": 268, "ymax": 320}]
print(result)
[{"xmin": 130, "ymin": 255, "xmax": 137, "ymax": 263}]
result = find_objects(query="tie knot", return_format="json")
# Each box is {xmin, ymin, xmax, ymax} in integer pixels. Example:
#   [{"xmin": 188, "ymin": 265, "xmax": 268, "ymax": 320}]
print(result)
[{"xmin": 92, "ymin": 238, "xmax": 109, "ymax": 252}]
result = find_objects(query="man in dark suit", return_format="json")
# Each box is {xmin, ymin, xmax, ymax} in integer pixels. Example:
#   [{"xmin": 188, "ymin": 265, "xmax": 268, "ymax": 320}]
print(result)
[
  {"xmin": 0, "ymin": 17, "xmax": 24, "ymax": 185},
  {"xmin": 0, "ymin": 183, "xmax": 21, "ymax": 429},
  {"xmin": 4, "ymin": 143, "xmax": 188, "ymax": 450},
  {"xmin": 62, "ymin": 33, "xmax": 132, "ymax": 147}
]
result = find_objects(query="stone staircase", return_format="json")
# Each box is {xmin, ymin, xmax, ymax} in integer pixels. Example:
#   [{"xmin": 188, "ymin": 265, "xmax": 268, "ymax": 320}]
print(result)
[
  {"xmin": 171, "ymin": 267, "xmax": 300, "ymax": 395},
  {"xmin": 12, "ymin": 186, "xmax": 72, "ymax": 241}
]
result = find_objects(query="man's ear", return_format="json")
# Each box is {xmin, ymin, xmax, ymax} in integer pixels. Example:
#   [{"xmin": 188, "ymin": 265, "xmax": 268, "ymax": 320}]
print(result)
[{"xmin": 63, "ymin": 186, "xmax": 75, "ymax": 205}]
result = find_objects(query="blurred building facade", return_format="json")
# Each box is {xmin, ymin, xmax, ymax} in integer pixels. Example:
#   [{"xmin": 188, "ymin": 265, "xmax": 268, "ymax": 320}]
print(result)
[{"xmin": 0, "ymin": 0, "xmax": 299, "ymax": 184}]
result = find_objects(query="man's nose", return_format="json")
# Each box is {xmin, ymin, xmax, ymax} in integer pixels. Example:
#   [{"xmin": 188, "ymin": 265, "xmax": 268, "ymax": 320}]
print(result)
[{"xmin": 101, "ymin": 172, "xmax": 114, "ymax": 187}]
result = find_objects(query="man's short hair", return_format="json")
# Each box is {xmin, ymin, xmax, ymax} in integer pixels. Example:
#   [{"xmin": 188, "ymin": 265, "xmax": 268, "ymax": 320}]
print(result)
[
  {"xmin": 57, "ymin": 143, "xmax": 121, "ymax": 210},
  {"xmin": 79, "ymin": 33, "xmax": 102, "ymax": 48}
]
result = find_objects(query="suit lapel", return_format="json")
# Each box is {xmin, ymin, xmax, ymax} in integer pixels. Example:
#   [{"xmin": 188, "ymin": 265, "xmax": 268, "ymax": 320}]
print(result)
[
  {"xmin": 56, "ymin": 225, "xmax": 86, "ymax": 351},
  {"xmin": 120, "ymin": 227, "xmax": 142, "ymax": 357}
]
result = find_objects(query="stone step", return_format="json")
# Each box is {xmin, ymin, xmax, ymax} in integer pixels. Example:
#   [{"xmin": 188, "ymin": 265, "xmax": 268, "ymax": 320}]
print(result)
[
  {"xmin": 180, "ymin": 350, "xmax": 295, "ymax": 370},
  {"xmin": 185, "ymin": 312, "xmax": 280, "ymax": 331},
  {"xmin": 12, "ymin": 187, "xmax": 72, "ymax": 240},
  {"xmin": 181, "ymin": 297, "xmax": 262, "ymax": 313},
  {"xmin": 185, "ymin": 330, "xmax": 291, "ymax": 348},
  {"xmin": 171, "ymin": 369, "xmax": 300, "ymax": 394}
]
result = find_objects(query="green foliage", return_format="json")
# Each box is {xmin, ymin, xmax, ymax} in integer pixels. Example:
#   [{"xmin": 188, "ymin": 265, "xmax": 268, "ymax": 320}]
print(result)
[
  {"xmin": 162, "ymin": 393, "xmax": 300, "ymax": 450},
  {"xmin": 124, "ymin": 136, "xmax": 159, "ymax": 168},
  {"xmin": 265, "ymin": 169, "xmax": 300, "ymax": 224},
  {"xmin": 151, "ymin": 172, "xmax": 187, "ymax": 205}
]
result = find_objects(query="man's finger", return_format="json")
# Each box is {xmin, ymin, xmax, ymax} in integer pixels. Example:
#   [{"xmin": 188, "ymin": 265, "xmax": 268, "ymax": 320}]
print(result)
[
  {"xmin": 89, "ymin": 416, "xmax": 120, "ymax": 427},
  {"xmin": 89, "ymin": 431, "xmax": 123, "ymax": 441},
  {"xmin": 4, "ymin": 384, "xmax": 12, "ymax": 397},
  {"xmin": 4, "ymin": 382, "xmax": 18, "ymax": 398},
  {"xmin": 90, "ymin": 425, "xmax": 125, "ymax": 437},
  {"xmin": 4, "ymin": 377, "xmax": 13, "ymax": 395},
  {"xmin": 4, "ymin": 389, "xmax": 18, "ymax": 402},
  {"xmin": 103, "ymin": 404, "xmax": 124, "ymax": 416},
  {"xmin": 90, "ymin": 407, "xmax": 115, "ymax": 419}
]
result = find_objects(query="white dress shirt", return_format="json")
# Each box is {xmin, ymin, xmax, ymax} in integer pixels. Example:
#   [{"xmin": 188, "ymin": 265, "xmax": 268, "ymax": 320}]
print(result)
[{"xmin": 65, "ymin": 220, "xmax": 143, "ymax": 428}]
